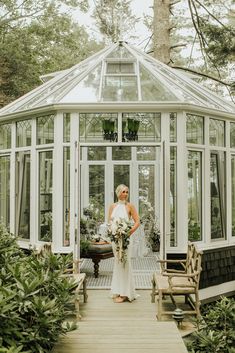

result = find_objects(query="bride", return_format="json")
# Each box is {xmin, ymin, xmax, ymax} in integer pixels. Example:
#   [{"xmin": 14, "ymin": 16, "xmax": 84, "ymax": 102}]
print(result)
[{"xmin": 108, "ymin": 184, "xmax": 140, "ymax": 303}]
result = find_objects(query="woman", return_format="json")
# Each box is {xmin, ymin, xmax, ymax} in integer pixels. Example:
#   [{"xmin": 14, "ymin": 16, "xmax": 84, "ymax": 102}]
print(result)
[{"xmin": 108, "ymin": 184, "xmax": 140, "ymax": 303}]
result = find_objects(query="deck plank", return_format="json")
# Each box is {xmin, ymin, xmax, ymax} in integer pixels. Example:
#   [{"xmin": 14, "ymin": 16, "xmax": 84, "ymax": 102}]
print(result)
[{"xmin": 52, "ymin": 290, "xmax": 188, "ymax": 353}]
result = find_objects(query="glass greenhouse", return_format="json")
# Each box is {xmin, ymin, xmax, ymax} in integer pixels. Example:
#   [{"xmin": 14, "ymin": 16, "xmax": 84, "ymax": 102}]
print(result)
[{"xmin": 0, "ymin": 41, "xmax": 235, "ymax": 297}]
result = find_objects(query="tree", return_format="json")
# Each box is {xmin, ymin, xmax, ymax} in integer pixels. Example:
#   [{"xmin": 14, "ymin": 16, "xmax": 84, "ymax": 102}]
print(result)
[
  {"xmin": 0, "ymin": 0, "xmax": 100, "ymax": 107},
  {"xmin": 92, "ymin": 0, "xmax": 138, "ymax": 43}
]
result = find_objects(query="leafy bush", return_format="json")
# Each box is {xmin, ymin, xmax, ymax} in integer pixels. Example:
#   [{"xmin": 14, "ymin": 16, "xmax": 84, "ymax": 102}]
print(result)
[
  {"xmin": 186, "ymin": 296, "xmax": 235, "ymax": 353},
  {"xmin": 0, "ymin": 223, "xmax": 77, "ymax": 352}
]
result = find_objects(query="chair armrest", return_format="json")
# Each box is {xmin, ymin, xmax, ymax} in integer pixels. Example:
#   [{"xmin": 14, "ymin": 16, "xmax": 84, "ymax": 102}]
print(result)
[
  {"xmin": 158, "ymin": 259, "xmax": 186, "ymax": 273},
  {"xmin": 163, "ymin": 271, "xmax": 201, "ymax": 279},
  {"xmin": 157, "ymin": 259, "xmax": 187, "ymax": 264}
]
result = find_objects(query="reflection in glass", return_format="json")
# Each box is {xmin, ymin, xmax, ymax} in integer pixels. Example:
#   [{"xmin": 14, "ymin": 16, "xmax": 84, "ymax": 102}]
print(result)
[
  {"xmin": 140, "ymin": 64, "xmax": 178, "ymax": 101},
  {"xmin": 138, "ymin": 165, "xmax": 155, "ymax": 218},
  {"xmin": 114, "ymin": 165, "xmax": 130, "ymax": 202},
  {"xmin": 89, "ymin": 165, "xmax": 105, "ymax": 222},
  {"xmin": 39, "ymin": 151, "xmax": 53, "ymax": 241},
  {"xmin": 188, "ymin": 151, "xmax": 202, "ymax": 241},
  {"xmin": 0, "ymin": 156, "xmax": 10, "ymax": 228},
  {"xmin": 186, "ymin": 114, "xmax": 204, "ymax": 144},
  {"xmin": 210, "ymin": 152, "xmax": 225, "ymax": 239},
  {"xmin": 61, "ymin": 64, "xmax": 102, "ymax": 103},
  {"xmin": 15, "ymin": 152, "xmax": 30, "ymax": 239},
  {"xmin": 112, "ymin": 146, "xmax": 131, "ymax": 160},
  {"xmin": 37, "ymin": 115, "xmax": 54, "ymax": 145},
  {"xmin": 170, "ymin": 113, "xmax": 177, "ymax": 142},
  {"xmin": 209, "ymin": 118, "xmax": 225, "ymax": 146},
  {"xmin": 231, "ymin": 155, "xmax": 235, "ymax": 236},
  {"xmin": 102, "ymin": 76, "xmax": 138, "ymax": 101},
  {"xmin": 79, "ymin": 113, "xmax": 118, "ymax": 142},
  {"xmin": 122, "ymin": 113, "xmax": 161, "ymax": 142},
  {"xmin": 137, "ymin": 146, "xmax": 156, "ymax": 161},
  {"xmin": 0, "ymin": 124, "xmax": 11, "ymax": 149},
  {"xmin": 63, "ymin": 148, "xmax": 70, "ymax": 246},
  {"xmin": 170, "ymin": 147, "xmax": 177, "ymax": 246},
  {"xmin": 230, "ymin": 122, "xmax": 235, "ymax": 148},
  {"xmin": 88, "ymin": 147, "xmax": 106, "ymax": 160},
  {"xmin": 16, "ymin": 120, "xmax": 31, "ymax": 147},
  {"xmin": 63, "ymin": 113, "xmax": 70, "ymax": 142}
]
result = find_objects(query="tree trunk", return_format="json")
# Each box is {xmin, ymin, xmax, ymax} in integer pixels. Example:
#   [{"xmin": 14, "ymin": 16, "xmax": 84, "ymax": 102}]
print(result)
[{"xmin": 153, "ymin": 0, "xmax": 171, "ymax": 64}]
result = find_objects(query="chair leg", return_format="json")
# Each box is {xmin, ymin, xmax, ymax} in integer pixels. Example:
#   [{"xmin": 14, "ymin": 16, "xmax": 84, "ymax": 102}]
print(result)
[
  {"xmin": 151, "ymin": 276, "xmax": 156, "ymax": 303},
  {"xmin": 195, "ymin": 292, "xmax": 201, "ymax": 320},
  {"xmin": 83, "ymin": 276, "xmax": 88, "ymax": 303},
  {"xmin": 157, "ymin": 290, "xmax": 163, "ymax": 320}
]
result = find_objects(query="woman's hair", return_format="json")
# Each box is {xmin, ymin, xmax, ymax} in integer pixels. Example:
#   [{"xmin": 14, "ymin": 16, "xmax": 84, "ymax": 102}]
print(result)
[{"xmin": 115, "ymin": 184, "xmax": 129, "ymax": 199}]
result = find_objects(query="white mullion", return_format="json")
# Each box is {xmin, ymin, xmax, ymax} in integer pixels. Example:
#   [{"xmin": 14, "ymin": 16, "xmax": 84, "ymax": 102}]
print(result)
[
  {"xmin": 136, "ymin": 60, "xmax": 142, "ymax": 101},
  {"xmin": 30, "ymin": 118, "xmax": 37, "ymax": 247},
  {"xmin": 204, "ymin": 115, "xmax": 210, "ymax": 246},
  {"xmin": 10, "ymin": 122, "xmax": 16, "ymax": 235},
  {"xmin": 226, "ymin": 120, "xmax": 231, "ymax": 243}
]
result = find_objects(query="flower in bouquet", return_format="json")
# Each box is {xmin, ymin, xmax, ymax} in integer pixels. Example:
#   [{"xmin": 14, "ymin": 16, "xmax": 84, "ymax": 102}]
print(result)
[{"xmin": 107, "ymin": 218, "xmax": 132, "ymax": 265}]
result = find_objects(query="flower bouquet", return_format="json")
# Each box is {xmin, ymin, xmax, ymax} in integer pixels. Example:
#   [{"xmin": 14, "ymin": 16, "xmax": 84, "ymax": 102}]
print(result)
[{"xmin": 107, "ymin": 218, "xmax": 132, "ymax": 265}]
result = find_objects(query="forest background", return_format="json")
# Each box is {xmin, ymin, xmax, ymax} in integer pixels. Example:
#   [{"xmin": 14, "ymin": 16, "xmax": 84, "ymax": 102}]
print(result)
[{"xmin": 0, "ymin": 0, "xmax": 234, "ymax": 107}]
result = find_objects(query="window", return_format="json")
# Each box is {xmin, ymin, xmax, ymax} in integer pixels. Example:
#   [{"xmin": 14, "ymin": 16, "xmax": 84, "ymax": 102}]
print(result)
[
  {"xmin": 15, "ymin": 152, "xmax": 30, "ymax": 238},
  {"xmin": 0, "ymin": 124, "xmax": 11, "ymax": 149},
  {"xmin": 0, "ymin": 155, "xmax": 10, "ymax": 228},
  {"xmin": 37, "ymin": 115, "xmax": 54, "ymax": 145},
  {"xmin": 103, "ymin": 76, "xmax": 138, "ymax": 101},
  {"xmin": 186, "ymin": 114, "xmax": 204, "ymax": 144},
  {"xmin": 170, "ymin": 113, "xmax": 177, "ymax": 142},
  {"xmin": 106, "ymin": 62, "xmax": 135, "ymax": 74},
  {"xmin": 16, "ymin": 120, "xmax": 31, "ymax": 147},
  {"xmin": 188, "ymin": 151, "xmax": 202, "ymax": 241},
  {"xmin": 231, "ymin": 155, "xmax": 235, "ymax": 236},
  {"xmin": 230, "ymin": 122, "xmax": 235, "ymax": 148},
  {"xmin": 63, "ymin": 113, "xmax": 70, "ymax": 142},
  {"xmin": 170, "ymin": 147, "xmax": 177, "ymax": 246},
  {"xmin": 210, "ymin": 152, "xmax": 226, "ymax": 239},
  {"xmin": 209, "ymin": 118, "xmax": 225, "ymax": 147},
  {"xmin": 63, "ymin": 147, "xmax": 70, "ymax": 246},
  {"xmin": 39, "ymin": 151, "xmax": 53, "ymax": 241}
]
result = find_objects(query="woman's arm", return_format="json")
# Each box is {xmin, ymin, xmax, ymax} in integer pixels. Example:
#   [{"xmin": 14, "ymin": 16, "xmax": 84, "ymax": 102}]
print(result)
[
  {"xmin": 129, "ymin": 203, "xmax": 140, "ymax": 235},
  {"xmin": 108, "ymin": 204, "xmax": 115, "ymax": 222}
]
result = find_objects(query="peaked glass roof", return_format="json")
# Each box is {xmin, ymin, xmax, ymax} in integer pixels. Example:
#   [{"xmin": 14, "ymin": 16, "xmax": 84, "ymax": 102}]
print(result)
[{"xmin": 0, "ymin": 41, "xmax": 234, "ymax": 116}]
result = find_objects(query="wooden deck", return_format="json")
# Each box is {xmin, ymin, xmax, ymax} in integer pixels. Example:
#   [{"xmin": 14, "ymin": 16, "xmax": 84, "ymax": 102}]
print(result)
[{"xmin": 53, "ymin": 289, "xmax": 188, "ymax": 353}]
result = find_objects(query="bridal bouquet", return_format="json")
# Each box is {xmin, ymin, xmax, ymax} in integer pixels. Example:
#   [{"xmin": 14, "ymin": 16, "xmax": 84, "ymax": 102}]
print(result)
[{"xmin": 107, "ymin": 218, "xmax": 132, "ymax": 265}]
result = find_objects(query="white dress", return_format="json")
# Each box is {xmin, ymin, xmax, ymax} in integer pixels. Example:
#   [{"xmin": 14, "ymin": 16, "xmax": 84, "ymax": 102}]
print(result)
[{"xmin": 110, "ymin": 201, "xmax": 139, "ymax": 301}]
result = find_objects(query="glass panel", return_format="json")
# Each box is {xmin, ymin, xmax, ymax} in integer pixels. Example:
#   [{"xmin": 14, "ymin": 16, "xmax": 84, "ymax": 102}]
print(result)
[
  {"xmin": 37, "ymin": 115, "xmax": 54, "ymax": 145},
  {"xmin": 114, "ymin": 165, "xmax": 130, "ymax": 202},
  {"xmin": 209, "ymin": 118, "xmax": 225, "ymax": 147},
  {"xmin": 170, "ymin": 113, "xmax": 177, "ymax": 142},
  {"xmin": 138, "ymin": 165, "xmax": 155, "ymax": 218},
  {"xmin": 188, "ymin": 151, "xmax": 202, "ymax": 241},
  {"xmin": 186, "ymin": 114, "xmax": 204, "ymax": 144},
  {"xmin": 230, "ymin": 122, "xmax": 235, "ymax": 148},
  {"xmin": 61, "ymin": 64, "xmax": 102, "ymax": 103},
  {"xmin": 79, "ymin": 113, "xmax": 118, "ymax": 143},
  {"xmin": 137, "ymin": 146, "xmax": 156, "ymax": 161},
  {"xmin": 231, "ymin": 155, "xmax": 235, "ymax": 236},
  {"xmin": 102, "ymin": 76, "xmax": 138, "ymax": 101},
  {"xmin": 170, "ymin": 147, "xmax": 177, "ymax": 246},
  {"xmin": 210, "ymin": 152, "xmax": 226, "ymax": 239},
  {"xmin": 88, "ymin": 147, "xmax": 106, "ymax": 160},
  {"xmin": 39, "ymin": 151, "xmax": 53, "ymax": 241},
  {"xmin": 106, "ymin": 62, "xmax": 135, "ymax": 74},
  {"xmin": 140, "ymin": 64, "xmax": 178, "ymax": 101},
  {"xmin": 0, "ymin": 156, "xmax": 10, "ymax": 228},
  {"xmin": 89, "ymin": 165, "xmax": 105, "ymax": 223},
  {"xmin": 16, "ymin": 120, "xmax": 31, "ymax": 147},
  {"xmin": 63, "ymin": 147, "xmax": 70, "ymax": 246},
  {"xmin": 63, "ymin": 113, "xmax": 70, "ymax": 143},
  {"xmin": 112, "ymin": 146, "xmax": 131, "ymax": 160},
  {"xmin": 15, "ymin": 152, "xmax": 30, "ymax": 239},
  {"xmin": 107, "ymin": 45, "xmax": 134, "ymax": 58},
  {"xmin": 0, "ymin": 124, "xmax": 11, "ymax": 149},
  {"xmin": 122, "ymin": 113, "xmax": 161, "ymax": 142}
]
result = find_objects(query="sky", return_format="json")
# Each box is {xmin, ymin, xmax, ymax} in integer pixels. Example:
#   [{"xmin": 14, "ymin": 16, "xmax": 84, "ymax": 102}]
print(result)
[{"xmin": 72, "ymin": 0, "xmax": 153, "ymax": 49}]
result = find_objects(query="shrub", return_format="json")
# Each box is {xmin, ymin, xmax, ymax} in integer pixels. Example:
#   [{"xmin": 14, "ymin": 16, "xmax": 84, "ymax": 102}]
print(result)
[
  {"xmin": 0, "ymin": 223, "xmax": 77, "ymax": 352},
  {"xmin": 186, "ymin": 296, "xmax": 235, "ymax": 353}
]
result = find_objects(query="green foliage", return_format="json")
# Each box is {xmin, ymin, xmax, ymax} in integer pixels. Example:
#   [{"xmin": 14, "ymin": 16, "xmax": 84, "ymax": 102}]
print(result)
[
  {"xmin": 187, "ymin": 296, "xmax": 235, "ymax": 353},
  {"xmin": 0, "ymin": 0, "xmax": 102, "ymax": 106},
  {"xmin": 0, "ymin": 223, "xmax": 77, "ymax": 352}
]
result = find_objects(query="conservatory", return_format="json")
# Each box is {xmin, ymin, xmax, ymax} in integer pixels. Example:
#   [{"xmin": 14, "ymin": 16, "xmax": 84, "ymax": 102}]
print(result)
[{"xmin": 0, "ymin": 41, "xmax": 235, "ymax": 297}]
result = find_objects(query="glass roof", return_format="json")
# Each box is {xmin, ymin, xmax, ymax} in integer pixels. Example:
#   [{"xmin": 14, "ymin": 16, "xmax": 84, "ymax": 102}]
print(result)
[{"xmin": 0, "ymin": 41, "xmax": 234, "ymax": 116}]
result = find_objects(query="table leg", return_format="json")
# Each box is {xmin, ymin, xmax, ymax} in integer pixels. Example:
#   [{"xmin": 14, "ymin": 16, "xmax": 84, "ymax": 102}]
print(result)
[{"xmin": 92, "ymin": 258, "xmax": 101, "ymax": 278}]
